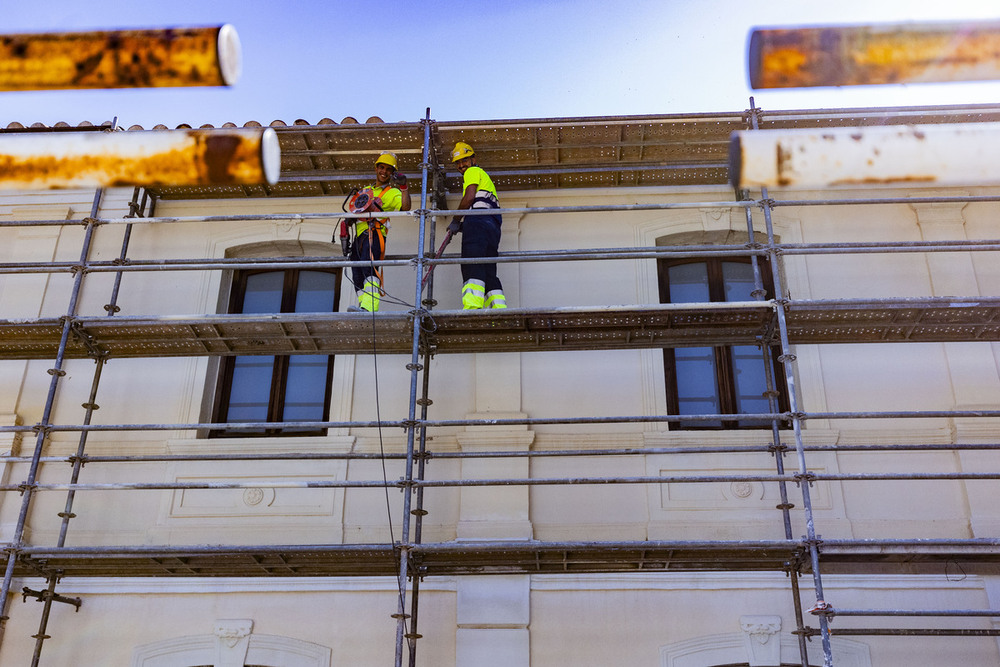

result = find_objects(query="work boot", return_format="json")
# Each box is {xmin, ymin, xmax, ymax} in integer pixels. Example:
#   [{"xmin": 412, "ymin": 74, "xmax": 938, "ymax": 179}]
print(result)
[
  {"xmin": 461, "ymin": 279, "xmax": 485, "ymax": 309},
  {"xmin": 485, "ymin": 290, "xmax": 507, "ymax": 309},
  {"xmin": 358, "ymin": 277, "xmax": 381, "ymax": 312}
]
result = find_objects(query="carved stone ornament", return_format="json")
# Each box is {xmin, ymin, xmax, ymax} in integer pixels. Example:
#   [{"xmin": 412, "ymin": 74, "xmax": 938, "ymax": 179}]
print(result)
[
  {"xmin": 214, "ymin": 619, "xmax": 253, "ymax": 667},
  {"xmin": 243, "ymin": 487, "xmax": 265, "ymax": 506},
  {"xmin": 740, "ymin": 615, "xmax": 782, "ymax": 667},
  {"xmin": 730, "ymin": 481, "xmax": 755, "ymax": 499},
  {"xmin": 741, "ymin": 616, "xmax": 780, "ymax": 643}
]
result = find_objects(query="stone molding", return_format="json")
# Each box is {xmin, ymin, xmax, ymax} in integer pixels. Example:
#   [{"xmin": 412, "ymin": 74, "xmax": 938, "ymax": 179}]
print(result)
[
  {"xmin": 132, "ymin": 619, "xmax": 332, "ymax": 667},
  {"xmin": 739, "ymin": 615, "xmax": 781, "ymax": 666}
]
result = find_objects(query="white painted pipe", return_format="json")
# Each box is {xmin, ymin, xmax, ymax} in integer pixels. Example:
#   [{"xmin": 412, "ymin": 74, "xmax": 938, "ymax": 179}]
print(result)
[
  {"xmin": 730, "ymin": 122, "xmax": 1000, "ymax": 190},
  {"xmin": 0, "ymin": 128, "xmax": 280, "ymax": 189}
]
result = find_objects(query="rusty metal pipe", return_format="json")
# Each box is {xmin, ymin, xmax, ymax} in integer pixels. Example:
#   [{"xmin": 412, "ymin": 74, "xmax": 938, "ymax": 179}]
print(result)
[
  {"xmin": 0, "ymin": 25, "xmax": 240, "ymax": 91},
  {"xmin": 749, "ymin": 21, "xmax": 1000, "ymax": 89},
  {"xmin": 0, "ymin": 128, "xmax": 279, "ymax": 189},
  {"xmin": 729, "ymin": 122, "xmax": 1000, "ymax": 190}
]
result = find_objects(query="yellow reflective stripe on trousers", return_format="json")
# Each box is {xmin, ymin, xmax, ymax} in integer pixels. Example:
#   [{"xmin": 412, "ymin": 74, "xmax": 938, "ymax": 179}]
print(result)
[
  {"xmin": 462, "ymin": 279, "xmax": 485, "ymax": 309},
  {"xmin": 485, "ymin": 290, "xmax": 507, "ymax": 309},
  {"xmin": 359, "ymin": 277, "xmax": 381, "ymax": 312}
]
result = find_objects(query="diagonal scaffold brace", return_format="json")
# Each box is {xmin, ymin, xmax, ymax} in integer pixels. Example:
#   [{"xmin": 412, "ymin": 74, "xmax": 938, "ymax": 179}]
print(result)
[{"xmin": 421, "ymin": 228, "xmax": 457, "ymax": 289}]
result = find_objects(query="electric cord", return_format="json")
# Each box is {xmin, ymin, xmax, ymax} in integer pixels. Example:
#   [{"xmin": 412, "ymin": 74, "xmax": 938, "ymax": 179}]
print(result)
[{"xmin": 358, "ymin": 252, "xmax": 415, "ymax": 646}]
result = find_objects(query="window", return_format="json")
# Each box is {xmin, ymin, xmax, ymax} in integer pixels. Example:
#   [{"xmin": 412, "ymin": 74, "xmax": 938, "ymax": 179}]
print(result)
[
  {"xmin": 658, "ymin": 256, "xmax": 787, "ymax": 429},
  {"xmin": 211, "ymin": 268, "xmax": 341, "ymax": 437}
]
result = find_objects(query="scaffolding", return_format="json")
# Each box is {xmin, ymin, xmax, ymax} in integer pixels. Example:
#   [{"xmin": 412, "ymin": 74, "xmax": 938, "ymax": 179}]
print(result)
[{"xmin": 0, "ymin": 102, "xmax": 999, "ymax": 666}]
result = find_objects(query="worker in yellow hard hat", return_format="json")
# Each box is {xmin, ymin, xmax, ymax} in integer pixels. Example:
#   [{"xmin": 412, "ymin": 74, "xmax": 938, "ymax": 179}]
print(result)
[
  {"xmin": 448, "ymin": 141, "xmax": 506, "ymax": 309},
  {"xmin": 348, "ymin": 151, "xmax": 411, "ymax": 312}
]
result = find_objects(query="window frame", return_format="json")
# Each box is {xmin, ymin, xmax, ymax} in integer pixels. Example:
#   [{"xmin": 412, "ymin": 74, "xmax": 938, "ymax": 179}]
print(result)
[
  {"xmin": 210, "ymin": 267, "xmax": 341, "ymax": 438},
  {"xmin": 658, "ymin": 255, "xmax": 788, "ymax": 430}
]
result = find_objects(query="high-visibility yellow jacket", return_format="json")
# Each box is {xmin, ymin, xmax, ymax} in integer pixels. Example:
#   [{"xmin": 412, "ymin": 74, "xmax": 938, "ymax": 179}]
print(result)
[{"xmin": 461, "ymin": 166, "xmax": 499, "ymax": 206}]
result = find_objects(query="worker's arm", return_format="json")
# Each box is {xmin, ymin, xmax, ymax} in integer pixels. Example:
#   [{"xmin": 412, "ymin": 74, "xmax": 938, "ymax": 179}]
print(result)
[
  {"xmin": 393, "ymin": 173, "xmax": 412, "ymax": 211},
  {"xmin": 448, "ymin": 184, "xmax": 477, "ymax": 234},
  {"xmin": 457, "ymin": 183, "xmax": 478, "ymax": 211}
]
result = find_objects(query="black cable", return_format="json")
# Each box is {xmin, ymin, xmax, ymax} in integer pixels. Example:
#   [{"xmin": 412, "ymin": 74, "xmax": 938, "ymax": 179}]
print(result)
[{"xmin": 359, "ymin": 246, "xmax": 413, "ymax": 644}]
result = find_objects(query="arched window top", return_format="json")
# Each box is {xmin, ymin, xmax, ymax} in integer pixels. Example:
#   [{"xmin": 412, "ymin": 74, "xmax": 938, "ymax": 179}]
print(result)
[
  {"xmin": 225, "ymin": 239, "xmax": 337, "ymax": 259},
  {"xmin": 654, "ymin": 227, "xmax": 782, "ymax": 248},
  {"xmin": 132, "ymin": 620, "xmax": 332, "ymax": 667},
  {"xmin": 659, "ymin": 630, "xmax": 871, "ymax": 667}
]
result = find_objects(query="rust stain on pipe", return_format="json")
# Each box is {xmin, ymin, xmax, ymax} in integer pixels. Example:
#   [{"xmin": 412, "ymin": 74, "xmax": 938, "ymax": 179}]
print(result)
[
  {"xmin": 728, "ymin": 122, "xmax": 1000, "ymax": 190},
  {"xmin": 0, "ymin": 128, "xmax": 279, "ymax": 189},
  {"xmin": 749, "ymin": 21, "xmax": 1000, "ymax": 89},
  {"xmin": 0, "ymin": 25, "xmax": 240, "ymax": 91}
]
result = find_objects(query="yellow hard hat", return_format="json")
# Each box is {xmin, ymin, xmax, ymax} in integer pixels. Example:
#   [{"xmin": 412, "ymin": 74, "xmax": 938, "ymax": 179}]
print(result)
[
  {"xmin": 375, "ymin": 152, "xmax": 398, "ymax": 170},
  {"xmin": 450, "ymin": 142, "xmax": 474, "ymax": 162}
]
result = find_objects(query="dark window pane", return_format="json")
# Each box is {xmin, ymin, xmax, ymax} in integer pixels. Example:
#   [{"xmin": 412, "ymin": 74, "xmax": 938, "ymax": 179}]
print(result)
[
  {"xmin": 295, "ymin": 271, "xmax": 337, "ymax": 313},
  {"xmin": 674, "ymin": 346, "xmax": 722, "ymax": 427},
  {"xmin": 731, "ymin": 344, "xmax": 771, "ymax": 419},
  {"xmin": 225, "ymin": 355, "xmax": 276, "ymax": 423},
  {"xmin": 242, "ymin": 272, "xmax": 284, "ymax": 313},
  {"xmin": 667, "ymin": 263, "xmax": 710, "ymax": 303},
  {"xmin": 283, "ymin": 355, "xmax": 329, "ymax": 422},
  {"xmin": 722, "ymin": 261, "xmax": 756, "ymax": 302}
]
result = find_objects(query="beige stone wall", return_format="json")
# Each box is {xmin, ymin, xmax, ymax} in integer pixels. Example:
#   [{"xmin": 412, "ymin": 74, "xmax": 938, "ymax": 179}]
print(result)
[{"xmin": 1, "ymin": 182, "xmax": 999, "ymax": 665}]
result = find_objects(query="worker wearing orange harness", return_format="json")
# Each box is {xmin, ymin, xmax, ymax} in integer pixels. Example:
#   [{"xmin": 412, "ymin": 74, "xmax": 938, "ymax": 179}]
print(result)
[
  {"xmin": 349, "ymin": 152, "xmax": 411, "ymax": 312},
  {"xmin": 449, "ymin": 142, "xmax": 507, "ymax": 309}
]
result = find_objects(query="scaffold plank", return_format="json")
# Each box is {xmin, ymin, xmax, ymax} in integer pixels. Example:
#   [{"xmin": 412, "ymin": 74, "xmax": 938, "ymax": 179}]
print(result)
[
  {"xmin": 143, "ymin": 107, "xmax": 1000, "ymax": 199},
  {"xmin": 2, "ymin": 301, "xmax": 1000, "ymax": 360},
  {"xmin": 12, "ymin": 541, "xmax": 999, "ymax": 578}
]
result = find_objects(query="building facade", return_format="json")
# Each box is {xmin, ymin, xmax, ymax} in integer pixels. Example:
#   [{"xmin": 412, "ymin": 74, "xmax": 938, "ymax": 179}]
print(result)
[{"xmin": 0, "ymin": 105, "xmax": 998, "ymax": 666}]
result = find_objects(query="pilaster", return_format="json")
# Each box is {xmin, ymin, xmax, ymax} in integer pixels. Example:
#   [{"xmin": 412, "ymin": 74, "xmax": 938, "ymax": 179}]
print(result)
[{"xmin": 456, "ymin": 575, "xmax": 530, "ymax": 667}]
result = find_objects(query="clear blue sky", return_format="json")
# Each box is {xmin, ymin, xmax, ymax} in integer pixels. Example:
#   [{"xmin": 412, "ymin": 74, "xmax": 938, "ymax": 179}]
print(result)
[{"xmin": 4, "ymin": 0, "xmax": 1000, "ymax": 128}]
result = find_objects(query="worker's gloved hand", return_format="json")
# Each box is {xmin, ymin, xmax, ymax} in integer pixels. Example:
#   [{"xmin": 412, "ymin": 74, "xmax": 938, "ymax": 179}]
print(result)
[
  {"xmin": 447, "ymin": 217, "xmax": 463, "ymax": 234},
  {"xmin": 392, "ymin": 172, "xmax": 407, "ymax": 189}
]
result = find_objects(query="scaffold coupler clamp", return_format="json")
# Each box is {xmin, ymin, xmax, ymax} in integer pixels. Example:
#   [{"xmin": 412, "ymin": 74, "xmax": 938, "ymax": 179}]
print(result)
[
  {"xmin": 807, "ymin": 599, "xmax": 834, "ymax": 620},
  {"xmin": 21, "ymin": 586, "xmax": 82, "ymax": 611},
  {"xmin": 793, "ymin": 471, "xmax": 817, "ymax": 487}
]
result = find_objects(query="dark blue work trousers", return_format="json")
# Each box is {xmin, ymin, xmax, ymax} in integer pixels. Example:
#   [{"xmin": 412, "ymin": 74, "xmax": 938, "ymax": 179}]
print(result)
[
  {"xmin": 460, "ymin": 213, "xmax": 503, "ymax": 292},
  {"xmin": 350, "ymin": 226, "xmax": 385, "ymax": 291}
]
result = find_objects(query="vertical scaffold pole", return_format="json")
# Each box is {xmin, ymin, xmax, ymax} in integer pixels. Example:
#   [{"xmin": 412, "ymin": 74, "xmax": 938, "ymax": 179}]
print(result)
[
  {"xmin": 740, "ymin": 188, "xmax": 797, "ymax": 538},
  {"xmin": 742, "ymin": 189, "xmax": 811, "ymax": 667},
  {"xmin": 394, "ymin": 108, "xmax": 433, "ymax": 667},
  {"xmin": 407, "ymin": 113, "xmax": 443, "ymax": 667},
  {"xmin": 748, "ymin": 98, "xmax": 835, "ymax": 667},
  {"xmin": 27, "ymin": 187, "xmax": 148, "ymax": 666},
  {"xmin": 741, "ymin": 186, "xmax": 810, "ymax": 666},
  {"xmin": 0, "ymin": 187, "xmax": 105, "ymax": 652}
]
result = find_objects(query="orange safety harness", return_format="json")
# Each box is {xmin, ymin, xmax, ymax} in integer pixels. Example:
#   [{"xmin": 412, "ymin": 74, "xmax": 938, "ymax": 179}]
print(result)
[{"xmin": 340, "ymin": 186, "xmax": 395, "ymax": 291}]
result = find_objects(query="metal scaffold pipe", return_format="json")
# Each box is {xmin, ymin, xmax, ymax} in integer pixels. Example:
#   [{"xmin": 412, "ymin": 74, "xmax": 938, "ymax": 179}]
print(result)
[
  {"xmin": 8, "ymin": 191, "xmax": 1000, "ymax": 228},
  {"xmin": 11, "ymin": 404, "xmax": 1000, "ymax": 436},
  {"xmin": 6, "ymin": 469, "xmax": 1000, "ymax": 493},
  {"xmin": 748, "ymin": 21, "xmax": 1000, "ymax": 89},
  {"xmin": 7, "ymin": 238, "xmax": 1000, "ymax": 276},
  {"xmin": 0, "ymin": 184, "xmax": 106, "ymax": 650},
  {"xmin": 744, "ymin": 97, "xmax": 834, "ymax": 667},
  {"xmin": 730, "ymin": 122, "xmax": 1000, "ymax": 190},
  {"xmin": 0, "ymin": 25, "xmax": 241, "ymax": 90},
  {"xmin": 4, "ymin": 441, "xmax": 999, "ymax": 466},
  {"xmin": 0, "ymin": 128, "xmax": 279, "ymax": 189},
  {"xmin": 829, "ymin": 609, "xmax": 1000, "ymax": 617},
  {"xmin": 819, "ymin": 628, "xmax": 1000, "ymax": 637}
]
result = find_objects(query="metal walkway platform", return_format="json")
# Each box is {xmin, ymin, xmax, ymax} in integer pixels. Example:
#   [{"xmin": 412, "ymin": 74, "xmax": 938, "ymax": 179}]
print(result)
[
  {"xmin": 13, "ymin": 540, "xmax": 1000, "ymax": 579},
  {"xmin": 2, "ymin": 300, "xmax": 999, "ymax": 360}
]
